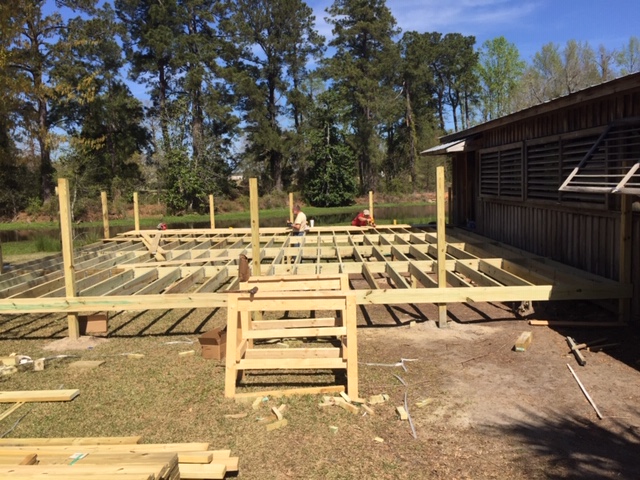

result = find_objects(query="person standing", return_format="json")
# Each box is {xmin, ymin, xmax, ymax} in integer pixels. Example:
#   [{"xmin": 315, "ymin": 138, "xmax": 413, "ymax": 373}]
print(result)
[{"xmin": 287, "ymin": 205, "xmax": 307, "ymax": 236}]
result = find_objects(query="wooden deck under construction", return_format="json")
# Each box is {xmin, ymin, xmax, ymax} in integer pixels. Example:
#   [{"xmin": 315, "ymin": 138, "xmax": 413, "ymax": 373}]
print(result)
[{"xmin": 0, "ymin": 225, "xmax": 630, "ymax": 317}]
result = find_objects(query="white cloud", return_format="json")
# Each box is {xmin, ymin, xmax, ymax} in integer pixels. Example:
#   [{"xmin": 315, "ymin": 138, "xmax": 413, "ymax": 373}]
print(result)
[{"xmin": 309, "ymin": 0, "xmax": 541, "ymax": 40}]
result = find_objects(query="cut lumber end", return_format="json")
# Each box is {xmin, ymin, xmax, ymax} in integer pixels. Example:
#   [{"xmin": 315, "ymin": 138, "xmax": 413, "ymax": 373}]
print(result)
[
  {"xmin": 271, "ymin": 406, "xmax": 283, "ymax": 421},
  {"xmin": 33, "ymin": 358, "xmax": 46, "ymax": 372},
  {"xmin": 396, "ymin": 406, "xmax": 408, "ymax": 421},
  {"xmin": 339, "ymin": 391, "xmax": 351, "ymax": 403},
  {"xmin": 374, "ymin": 437, "xmax": 384, "ymax": 443},
  {"xmin": 178, "ymin": 451, "xmax": 213, "ymax": 464},
  {"xmin": 223, "ymin": 413, "xmax": 248, "ymax": 419},
  {"xmin": 514, "ymin": 331, "xmax": 533, "ymax": 352},
  {"xmin": 127, "ymin": 353, "xmax": 145, "ymax": 359},
  {"xmin": 337, "ymin": 399, "xmax": 359, "ymax": 415},
  {"xmin": 415, "ymin": 398, "xmax": 433, "ymax": 408},
  {"xmin": 361, "ymin": 404, "xmax": 374, "ymax": 415},
  {"xmin": 266, "ymin": 419, "xmax": 288, "ymax": 431}
]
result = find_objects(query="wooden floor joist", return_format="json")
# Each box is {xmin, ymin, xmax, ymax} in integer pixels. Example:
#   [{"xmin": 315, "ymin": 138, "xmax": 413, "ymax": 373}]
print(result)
[{"xmin": 0, "ymin": 226, "xmax": 629, "ymax": 329}]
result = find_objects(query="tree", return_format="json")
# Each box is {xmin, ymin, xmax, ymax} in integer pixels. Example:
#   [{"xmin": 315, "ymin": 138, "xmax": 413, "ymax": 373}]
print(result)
[
  {"xmin": 303, "ymin": 91, "xmax": 357, "ymax": 207},
  {"xmin": 561, "ymin": 39, "xmax": 600, "ymax": 93},
  {"xmin": 224, "ymin": 0, "xmax": 324, "ymax": 192},
  {"xmin": 617, "ymin": 36, "xmax": 640, "ymax": 75},
  {"xmin": 439, "ymin": 33, "xmax": 478, "ymax": 131},
  {"xmin": 477, "ymin": 36, "xmax": 525, "ymax": 121},
  {"xmin": 53, "ymin": 4, "xmax": 149, "ymax": 202},
  {"xmin": 116, "ymin": 0, "xmax": 181, "ymax": 153},
  {"xmin": 516, "ymin": 40, "xmax": 606, "ymax": 110},
  {"xmin": 595, "ymin": 44, "xmax": 617, "ymax": 82},
  {"xmin": 324, "ymin": 0, "xmax": 400, "ymax": 194}
]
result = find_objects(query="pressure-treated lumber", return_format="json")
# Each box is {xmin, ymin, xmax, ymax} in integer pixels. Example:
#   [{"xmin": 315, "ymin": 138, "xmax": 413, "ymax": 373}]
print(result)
[
  {"xmin": 101, "ymin": 191, "xmax": 110, "ymax": 239},
  {"xmin": 209, "ymin": 194, "xmax": 216, "ymax": 229},
  {"xmin": 226, "ymin": 277, "xmax": 357, "ymax": 399},
  {"xmin": 0, "ymin": 474, "xmax": 153, "ymax": 480},
  {"xmin": 0, "ymin": 402, "xmax": 25, "ymax": 421},
  {"xmin": 0, "ymin": 215, "xmax": 630, "ymax": 341},
  {"xmin": 57, "ymin": 178, "xmax": 79, "ymax": 340},
  {"xmin": 436, "ymin": 166, "xmax": 448, "ymax": 328},
  {"xmin": 0, "ymin": 464, "xmax": 173, "ymax": 478},
  {"xmin": 529, "ymin": 320, "xmax": 627, "ymax": 327},
  {"xmin": 234, "ymin": 385, "xmax": 344, "ymax": 400},
  {"xmin": 179, "ymin": 462, "xmax": 227, "ymax": 479},
  {"xmin": 249, "ymin": 178, "xmax": 261, "ymax": 276},
  {"xmin": 0, "ymin": 390, "xmax": 79, "ymax": 403},
  {"xmin": 0, "ymin": 443, "xmax": 209, "ymax": 455},
  {"xmin": 0, "ymin": 436, "xmax": 142, "ymax": 446},
  {"xmin": 0, "ymin": 453, "xmax": 37, "ymax": 465}
]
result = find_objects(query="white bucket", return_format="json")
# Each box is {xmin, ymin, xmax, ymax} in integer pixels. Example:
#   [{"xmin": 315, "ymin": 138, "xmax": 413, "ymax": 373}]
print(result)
[{"xmin": 310, "ymin": 219, "xmax": 315, "ymax": 228}]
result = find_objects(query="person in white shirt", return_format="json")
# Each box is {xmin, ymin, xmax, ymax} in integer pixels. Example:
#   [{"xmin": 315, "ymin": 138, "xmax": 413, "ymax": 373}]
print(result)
[{"xmin": 287, "ymin": 205, "xmax": 307, "ymax": 236}]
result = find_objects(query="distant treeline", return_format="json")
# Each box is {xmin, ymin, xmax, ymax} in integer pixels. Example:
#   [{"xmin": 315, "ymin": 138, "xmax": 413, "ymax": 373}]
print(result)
[{"xmin": 1, "ymin": 0, "xmax": 638, "ymax": 219}]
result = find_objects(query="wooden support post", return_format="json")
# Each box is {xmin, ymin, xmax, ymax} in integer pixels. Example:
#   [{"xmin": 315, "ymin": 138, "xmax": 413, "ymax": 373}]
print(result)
[
  {"xmin": 436, "ymin": 166, "xmax": 447, "ymax": 328},
  {"xmin": 209, "ymin": 194, "xmax": 216, "ymax": 229},
  {"xmin": 619, "ymin": 194, "xmax": 631, "ymax": 323},
  {"xmin": 289, "ymin": 192, "xmax": 294, "ymax": 223},
  {"xmin": 250, "ymin": 178, "xmax": 261, "ymax": 276},
  {"xmin": 368, "ymin": 191, "xmax": 374, "ymax": 222},
  {"xmin": 133, "ymin": 192, "xmax": 140, "ymax": 232},
  {"xmin": 101, "ymin": 191, "xmax": 110, "ymax": 239},
  {"xmin": 345, "ymin": 293, "xmax": 358, "ymax": 399},
  {"xmin": 58, "ymin": 178, "xmax": 79, "ymax": 340},
  {"xmin": 447, "ymin": 186, "xmax": 452, "ymax": 225}
]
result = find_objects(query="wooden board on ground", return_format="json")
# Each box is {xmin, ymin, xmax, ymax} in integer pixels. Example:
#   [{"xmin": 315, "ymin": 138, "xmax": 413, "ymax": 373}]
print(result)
[{"xmin": 0, "ymin": 390, "xmax": 79, "ymax": 403}]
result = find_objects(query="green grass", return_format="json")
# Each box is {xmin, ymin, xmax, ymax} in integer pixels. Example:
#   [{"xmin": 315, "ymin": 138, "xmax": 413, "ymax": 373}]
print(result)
[{"xmin": 0, "ymin": 200, "xmax": 436, "ymax": 232}]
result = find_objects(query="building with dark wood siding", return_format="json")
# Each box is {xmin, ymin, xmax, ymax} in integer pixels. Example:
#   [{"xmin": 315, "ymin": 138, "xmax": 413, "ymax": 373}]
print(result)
[{"xmin": 433, "ymin": 72, "xmax": 640, "ymax": 324}]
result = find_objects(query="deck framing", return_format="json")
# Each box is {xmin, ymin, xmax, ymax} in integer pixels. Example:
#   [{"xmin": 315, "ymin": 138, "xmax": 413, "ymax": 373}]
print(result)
[{"xmin": 0, "ymin": 225, "xmax": 630, "ymax": 323}]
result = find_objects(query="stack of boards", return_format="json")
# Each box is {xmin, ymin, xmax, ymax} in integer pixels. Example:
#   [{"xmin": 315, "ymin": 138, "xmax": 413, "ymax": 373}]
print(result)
[{"xmin": 0, "ymin": 436, "xmax": 239, "ymax": 479}]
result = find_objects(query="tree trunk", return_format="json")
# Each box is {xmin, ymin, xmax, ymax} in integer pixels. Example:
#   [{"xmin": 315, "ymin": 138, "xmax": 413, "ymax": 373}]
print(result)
[
  {"xmin": 405, "ymin": 81, "xmax": 417, "ymax": 190},
  {"xmin": 37, "ymin": 95, "xmax": 53, "ymax": 201},
  {"xmin": 158, "ymin": 63, "xmax": 170, "ymax": 153}
]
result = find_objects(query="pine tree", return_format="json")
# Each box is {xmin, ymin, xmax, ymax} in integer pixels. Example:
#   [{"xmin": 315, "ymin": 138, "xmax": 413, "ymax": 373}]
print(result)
[
  {"xmin": 324, "ymin": 0, "xmax": 400, "ymax": 194},
  {"xmin": 224, "ymin": 0, "xmax": 324, "ymax": 192}
]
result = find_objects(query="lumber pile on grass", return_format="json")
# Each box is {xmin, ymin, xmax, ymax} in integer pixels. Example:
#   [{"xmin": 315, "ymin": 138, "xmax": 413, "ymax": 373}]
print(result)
[{"xmin": 0, "ymin": 436, "xmax": 239, "ymax": 479}]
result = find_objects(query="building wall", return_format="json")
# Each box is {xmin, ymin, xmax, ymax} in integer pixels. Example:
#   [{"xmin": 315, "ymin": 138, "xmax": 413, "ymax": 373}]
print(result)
[{"xmin": 453, "ymin": 81, "xmax": 640, "ymax": 323}]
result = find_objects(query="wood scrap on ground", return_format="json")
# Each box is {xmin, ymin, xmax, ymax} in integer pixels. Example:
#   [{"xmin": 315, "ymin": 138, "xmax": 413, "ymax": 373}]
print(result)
[{"xmin": 514, "ymin": 331, "xmax": 533, "ymax": 352}]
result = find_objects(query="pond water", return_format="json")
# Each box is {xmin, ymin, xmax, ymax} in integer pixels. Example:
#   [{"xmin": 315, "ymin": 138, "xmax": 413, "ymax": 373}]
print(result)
[{"xmin": 0, "ymin": 204, "xmax": 438, "ymax": 243}]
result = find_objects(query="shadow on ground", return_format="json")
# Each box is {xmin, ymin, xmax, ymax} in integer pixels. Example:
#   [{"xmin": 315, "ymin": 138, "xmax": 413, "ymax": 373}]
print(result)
[{"xmin": 486, "ymin": 407, "xmax": 640, "ymax": 479}]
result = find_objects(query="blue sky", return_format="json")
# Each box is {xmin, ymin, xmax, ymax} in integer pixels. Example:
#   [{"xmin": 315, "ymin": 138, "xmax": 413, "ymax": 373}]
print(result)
[{"xmin": 310, "ymin": 0, "xmax": 639, "ymax": 61}]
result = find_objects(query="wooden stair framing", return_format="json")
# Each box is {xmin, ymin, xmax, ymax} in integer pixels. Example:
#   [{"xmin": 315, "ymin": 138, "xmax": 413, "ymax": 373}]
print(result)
[{"xmin": 225, "ymin": 275, "xmax": 357, "ymax": 399}]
